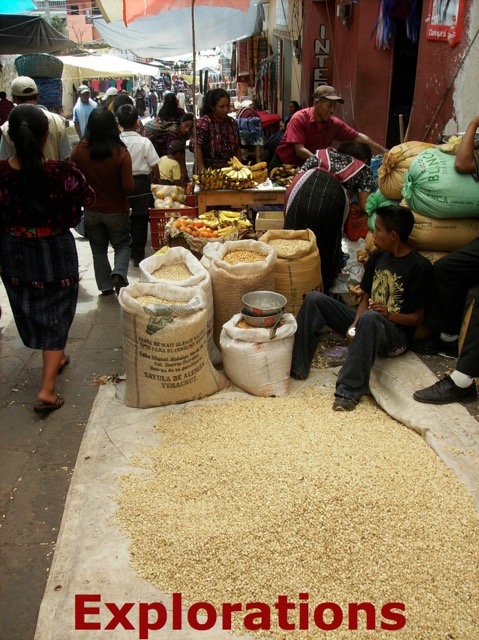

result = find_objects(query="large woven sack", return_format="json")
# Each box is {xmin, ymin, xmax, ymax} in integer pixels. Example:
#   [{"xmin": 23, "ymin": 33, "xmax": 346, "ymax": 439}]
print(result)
[
  {"xmin": 402, "ymin": 148, "xmax": 479, "ymax": 218},
  {"xmin": 419, "ymin": 251, "xmax": 449, "ymax": 264},
  {"xmin": 409, "ymin": 211, "xmax": 479, "ymax": 252},
  {"xmin": 119, "ymin": 283, "xmax": 227, "ymax": 408},
  {"xmin": 220, "ymin": 313, "xmax": 297, "ymax": 397},
  {"xmin": 139, "ymin": 247, "xmax": 221, "ymax": 365},
  {"xmin": 378, "ymin": 141, "xmax": 435, "ymax": 200},
  {"xmin": 365, "ymin": 189, "xmax": 401, "ymax": 231},
  {"xmin": 259, "ymin": 229, "xmax": 322, "ymax": 316},
  {"xmin": 206, "ymin": 240, "xmax": 277, "ymax": 347}
]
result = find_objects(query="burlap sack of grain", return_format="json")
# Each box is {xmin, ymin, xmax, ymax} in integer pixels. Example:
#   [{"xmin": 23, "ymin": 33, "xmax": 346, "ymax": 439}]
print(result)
[
  {"xmin": 259, "ymin": 229, "xmax": 322, "ymax": 316},
  {"xmin": 220, "ymin": 313, "xmax": 297, "ymax": 397},
  {"xmin": 402, "ymin": 148, "xmax": 479, "ymax": 218},
  {"xmin": 139, "ymin": 247, "xmax": 221, "ymax": 365},
  {"xmin": 207, "ymin": 239, "xmax": 277, "ymax": 347},
  {"xmin": 409, "ymin": 211, "xmax": 479, "ymax": 252},
  {"xmin": 365, "ymin": 189, "xmax": 401, "ymax": 231},
  {"xmin": 378, "ymin": 141, "xmax": 435, "ymax": 200},
  {"xmin": 119, "ymin": 283, "xmax": 227, "ymax": 408}
]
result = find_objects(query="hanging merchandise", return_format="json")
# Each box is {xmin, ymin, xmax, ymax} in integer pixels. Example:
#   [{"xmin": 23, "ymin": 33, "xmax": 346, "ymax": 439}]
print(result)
[
  {"xmin": 426, "ymin": 0, "xmax": 465, "ymax": 47},
  {"xmin": 372, "ymin": 0, "xmax": 420, "ymax": 50}
]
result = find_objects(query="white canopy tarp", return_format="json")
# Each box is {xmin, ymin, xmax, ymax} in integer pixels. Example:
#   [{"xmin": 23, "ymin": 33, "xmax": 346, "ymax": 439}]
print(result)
[
  {"xmin": 92, "ymin": 1, "xmax": 260, "ymax": 58},
  {"xmin": 57, "ymin": 54, "xmax": 161, "ymax": 79}
]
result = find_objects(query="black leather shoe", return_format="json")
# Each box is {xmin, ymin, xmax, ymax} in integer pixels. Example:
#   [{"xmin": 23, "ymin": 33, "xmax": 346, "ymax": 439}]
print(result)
[{"xmin": 413, "ymin": 375, "xmax": 477, "ymax": 405}]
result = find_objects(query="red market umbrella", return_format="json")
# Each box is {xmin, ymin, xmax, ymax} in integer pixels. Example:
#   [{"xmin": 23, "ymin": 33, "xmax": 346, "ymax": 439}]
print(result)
[{"xmin": 122, "ymin": 0, "xmax": 250, "ymax": 25}]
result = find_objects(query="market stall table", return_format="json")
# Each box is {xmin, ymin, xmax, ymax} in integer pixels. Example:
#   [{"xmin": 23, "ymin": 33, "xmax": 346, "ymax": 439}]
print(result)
[{"xmin": 196, "ymin": 187, "xmax": 285, "ymax": 215}]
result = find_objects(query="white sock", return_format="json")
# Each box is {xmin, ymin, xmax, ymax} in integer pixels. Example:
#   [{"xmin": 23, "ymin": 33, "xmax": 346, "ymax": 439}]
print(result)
[
  {"xmin": 450, "ymin": 370, "xmax": 474, "ymax": 388},
  {"xmin": 440, "ymin": 332, "xmax": 459, "ymax": 342}
]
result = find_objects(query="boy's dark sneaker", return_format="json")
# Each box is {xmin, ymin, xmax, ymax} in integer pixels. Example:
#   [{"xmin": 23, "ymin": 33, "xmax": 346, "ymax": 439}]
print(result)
[
  {"xmin": 413, "ymin": 375, "xmax": 477, "ymax": 405},
  {"xmin": 111, "ymin": 274, "xmax": 128, "ymax": 295},
  {"xmin": 412, "ymin": 338, "xmax": 458, "ymax": 359}
]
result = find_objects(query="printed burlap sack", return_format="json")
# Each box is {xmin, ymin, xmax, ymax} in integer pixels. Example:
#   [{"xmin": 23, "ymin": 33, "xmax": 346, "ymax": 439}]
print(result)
[
  {"xmin": 119, "ymin": 283, "xmax": 227, "ymax": 408},
  {"xmin": 259, "ymin": 229, "xmax": 322, "ymax": 316}
]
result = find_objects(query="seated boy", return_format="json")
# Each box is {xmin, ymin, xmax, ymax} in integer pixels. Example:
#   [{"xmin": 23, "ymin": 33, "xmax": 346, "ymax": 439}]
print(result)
[
  {"xmin": 158, "ymin": 140, "xmax": 184, "ymax": 185},
  {"xmin": 291, "ymin": 205, "xmax": 434, "ymax": 411}
]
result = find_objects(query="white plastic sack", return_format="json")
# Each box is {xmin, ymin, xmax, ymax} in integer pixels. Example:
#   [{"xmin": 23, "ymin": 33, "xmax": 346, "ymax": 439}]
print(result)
[{"xmin": 220, "ymin": 313, "xmax": 297, "ymax": 397}]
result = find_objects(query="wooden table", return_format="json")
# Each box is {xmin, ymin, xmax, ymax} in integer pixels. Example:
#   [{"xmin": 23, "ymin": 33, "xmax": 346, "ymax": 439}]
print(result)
[{"xmin": 196, "ymin": 188, "xmax": 285, "ymax": 215}]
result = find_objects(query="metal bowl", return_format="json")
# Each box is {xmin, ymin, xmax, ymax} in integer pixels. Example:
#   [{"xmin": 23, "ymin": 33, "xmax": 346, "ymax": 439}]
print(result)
[
  {"xmin": 241, "ymin": 291, "xmax": 287, "ymax": 317},
  {"xmin": 240, "ymin": 308, "xmax": 283, "ymax": 328}
]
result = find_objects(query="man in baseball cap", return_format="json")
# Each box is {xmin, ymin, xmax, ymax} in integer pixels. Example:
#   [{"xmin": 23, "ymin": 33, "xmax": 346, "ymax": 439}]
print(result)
[
  {"xmin": 73, "ymin": 84, "xmax": 98, "ymax": 137},
  {"xmin": 0, "ymin": 76, "xmax": 71, "ymax": 161},
  {"xmin": 102, "ymin": 86, "xmax": 119, "ymax": 111},
  {"xmin": 272, "ymin": 84, "xmax": 387, "ymax": 168}
]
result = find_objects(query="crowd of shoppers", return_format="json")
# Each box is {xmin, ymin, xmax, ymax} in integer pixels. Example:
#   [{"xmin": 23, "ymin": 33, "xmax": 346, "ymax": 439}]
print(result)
[{"xmin": 0, "ymin": 74, "xmax": 477, "ymax": 417}]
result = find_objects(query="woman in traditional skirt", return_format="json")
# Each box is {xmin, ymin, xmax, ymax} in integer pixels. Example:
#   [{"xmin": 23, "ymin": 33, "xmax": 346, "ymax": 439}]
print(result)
[
  {"xmin": 0, "ymin": 105, "xmax": 95, "ymax": 412},
  {"xmin": 283, "ymin": 143, "xmax": 376, "ymax": 292}
]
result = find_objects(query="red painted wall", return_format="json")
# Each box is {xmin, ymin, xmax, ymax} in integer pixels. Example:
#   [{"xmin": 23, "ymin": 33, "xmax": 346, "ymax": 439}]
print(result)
[
  {"xmin": 301, "ymin": 0, "xmax": 392, "ymax": 147},
  {"xmin": 407, "ymin": 0, "xmax": 471, "ymax": 143}
]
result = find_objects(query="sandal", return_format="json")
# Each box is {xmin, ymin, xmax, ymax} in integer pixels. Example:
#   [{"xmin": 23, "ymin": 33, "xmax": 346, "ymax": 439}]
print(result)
[
  {"xmin": 58, "ymin": 356, "xmax": 70, "ymax": 374},
  {"xmin": 33, "ymin": 395, "xmax": 65, "ymax": 413}
]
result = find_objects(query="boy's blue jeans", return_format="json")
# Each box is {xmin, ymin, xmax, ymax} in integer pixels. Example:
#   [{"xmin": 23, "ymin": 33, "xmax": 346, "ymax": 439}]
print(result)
[{"xmin": 291, "ymin": 292, "xmax": 408, "ymax": 403}]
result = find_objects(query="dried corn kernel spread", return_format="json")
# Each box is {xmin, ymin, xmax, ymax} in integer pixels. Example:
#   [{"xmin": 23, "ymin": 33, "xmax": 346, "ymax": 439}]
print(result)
[
  {"xmin": 223, "ymin": 250, "xmax": 267, "ymax": 265},
  {"xmin": 151, "ymin": 262, "xmax": 192, "ymax": 280},
  {"xmin": 116, "ymin": 389, "xmax": 479, "ymax": 639}
]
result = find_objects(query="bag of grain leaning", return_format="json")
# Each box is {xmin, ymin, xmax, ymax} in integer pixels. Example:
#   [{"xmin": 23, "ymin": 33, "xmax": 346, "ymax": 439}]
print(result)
[
  {"xmin": 139, "ymin": 247, "xmax": 221, "ymax": 365},
  {"xmin": 259, "ymin": 229, "xmax": 322, "ymax": 316},
  {"xmin": 206, "ymin": 240, "xmax": 277, "ymax": 346},
  {"xmin": 220, "ymin": 313, "xmax": 297, "ymax": 397},
  {"xmin": 409, "ymin": 211, "xmax": 479, "ymax": 252},
  {"xmin": 378, "ymin": 141, "xmax": 436, "ymax": 200},
  {"xmin": 365, "ymin": 189, "xmax": 401, "ymax": 231},
  {"xmin": 119, "ymin": 283, "xmax": 227, "ymax": 408},
  {"xmin": 402, "ymin": 148, "xmax": 479, "ymax": 218}
]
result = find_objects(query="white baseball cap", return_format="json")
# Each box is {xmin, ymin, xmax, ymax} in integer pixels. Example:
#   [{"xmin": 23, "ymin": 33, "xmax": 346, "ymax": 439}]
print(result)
[{"xmin": 11, "ymin": 76, "xmax": 38, "ymax": 98}]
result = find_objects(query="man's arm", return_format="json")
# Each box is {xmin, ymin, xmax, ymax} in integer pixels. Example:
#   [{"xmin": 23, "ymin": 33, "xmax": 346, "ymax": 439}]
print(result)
[
  {"xmin": 368, "ymin": 300, "xmax": 425, "ymax": 327},
  {"xmin": 293, "ymin": 143, "xmax": 314, "ymax": 162},
  {"xmin": 354, "ymin": 133, "xmax": 388, "ymax": 155},
  {"xmin": 455, "ymin": 116, "xmax": 479, "ymax": 174}
]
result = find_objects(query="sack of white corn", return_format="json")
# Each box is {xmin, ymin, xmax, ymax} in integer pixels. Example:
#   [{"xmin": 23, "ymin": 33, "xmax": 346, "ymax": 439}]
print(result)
[
  {"xmin": 118, "ymin": 283, "xmax": 227, "ymax": 408},
  {"xmin": 402, "ymin": 147, "xmax": 479, "ymax": 218},
  {"xmin": 409, "ymin": 210, "xmax": 479, "ymax": 252},
  {"xmin": 220, "ymin": 313, "xmax": 297, "ymax": 396},
  {"xmin": 139, "ymin": 247, "xmax": 221, "ymax": 365},
  {"xmin": 378, "ymin": 141, "xmax": 436, "ymax": 200},
  {"xmin": 205, "ymin": 239, "xmax": 277, "ymax": 347},
  {"xmin": 259, "ymin": 229, "xmax": 322, "ymax": 316}
]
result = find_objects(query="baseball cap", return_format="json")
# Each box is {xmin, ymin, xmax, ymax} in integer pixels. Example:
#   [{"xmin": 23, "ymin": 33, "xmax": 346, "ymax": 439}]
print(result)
[
  {"xmin": 104, "ymin": 87, "xmax": 119, "ymax": 98},
  {"xmin": 314, "ymin": 85, "xmax": 344, "ymax": 104},
  {"xmin": 78, "ymin": 86, "xmax": 91, "ymax": 95},
  {"xmin": 11, "ymin": 76, "xmax": 38, "ymax": 98}
]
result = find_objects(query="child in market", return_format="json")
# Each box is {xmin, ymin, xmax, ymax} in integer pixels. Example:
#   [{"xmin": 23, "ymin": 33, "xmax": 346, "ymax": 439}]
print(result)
[{"xmin": 158, "ymin": 140, "xmax": 184, "ymax": 186}]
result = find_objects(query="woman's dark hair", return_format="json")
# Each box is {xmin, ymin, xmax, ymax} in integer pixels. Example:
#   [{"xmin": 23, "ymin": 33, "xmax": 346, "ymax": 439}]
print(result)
[
  {"xmin": 8, "ymin": 104, "xmax": 49, "ymax": 215},
  {"xmin": 158, "ymin": 93, "xmax": 183, "ymax": 121},
  {"xmin": 83, "ymin": 108, "xmax": 126, "ymax": 160},
  {"xmin": 289, "ymin": 100, "xmax": 300, "ymax": 111},
  {"xmin": 201, "ymin": 88, "xmax": 230, "ymax": 117},
  {"xmin": 180, "ymin": 113, "xmax": 194, "ymax": 124},
  {"xmin": 116, "ymin": 103, "xmax": 139, "ymax": 129},
  {"xmin": 112, "ymin": 93, "xmax": 134, "ymax": 115},
  {"xmin": 376, "ymin": 204, "xmax": 414, "ymax": 243},
  {"xmin": 337, "ymin": 141, "xmax": 372, "ymax": 166}
]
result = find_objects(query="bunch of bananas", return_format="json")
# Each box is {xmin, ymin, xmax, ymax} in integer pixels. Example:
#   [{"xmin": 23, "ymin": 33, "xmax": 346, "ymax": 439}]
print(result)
[
  {"xmin": 217, "ymin": 210, "xmax": 252, "ymax": 237},
  {"xmin": 270, "ymin": 164, "xmax": 300, "ymax": 187},
  {"xmin": 197, "ymin": 209, "xmax": 252, "ymax": 238},
  {"xmin": 221, "ymin": 157, "xmax": 256, "ymax": 190},
  {"xmin": 192, "ymin": 168, "xmax": 224, "ymax": 191},
  {"xmin": 249, "ymin": 161, "xmax": 269, "ymax": 184}
]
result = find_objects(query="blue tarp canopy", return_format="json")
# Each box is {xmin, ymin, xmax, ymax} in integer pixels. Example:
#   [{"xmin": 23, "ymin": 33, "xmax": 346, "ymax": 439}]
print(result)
[{"xmin": 0, "ymin": 0, "xmax": 36, "ymax": 13}]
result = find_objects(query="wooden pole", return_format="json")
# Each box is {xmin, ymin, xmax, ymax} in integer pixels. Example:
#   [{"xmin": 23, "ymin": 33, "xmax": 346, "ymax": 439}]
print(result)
[
  {"xmin": 192, "ymin": 0, "xmax": 198, "ymax": 170},
  {"xmin": 399, "ymin": 113, "xmax": 405, "ymax": 144}
]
